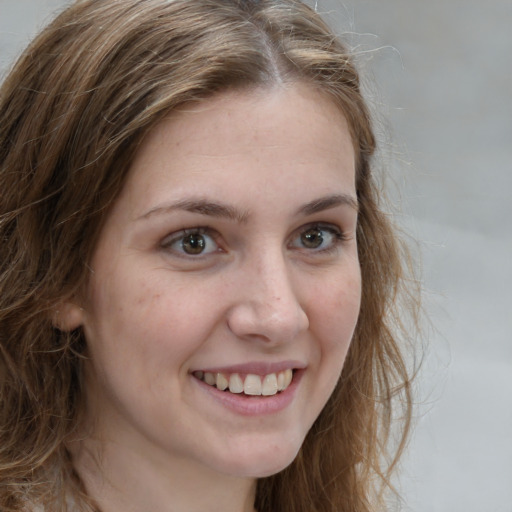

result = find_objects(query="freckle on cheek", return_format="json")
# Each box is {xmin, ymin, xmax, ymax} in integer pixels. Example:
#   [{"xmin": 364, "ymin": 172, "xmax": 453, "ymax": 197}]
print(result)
[{"xmin": 136, "ymin": 291, "xmax": 161, "ymax": 305}]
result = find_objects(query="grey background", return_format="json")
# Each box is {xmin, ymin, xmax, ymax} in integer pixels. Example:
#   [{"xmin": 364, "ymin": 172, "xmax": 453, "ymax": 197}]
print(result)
[{"xmin": 1, "ymin": 0, "xmax": 511, "ymax": 510}]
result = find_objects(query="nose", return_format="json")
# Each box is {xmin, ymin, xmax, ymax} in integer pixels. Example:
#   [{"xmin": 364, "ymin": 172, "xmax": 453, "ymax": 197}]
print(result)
[{"xmin": 226, "ymin": 252, "xmax": 309, "ymax": 344}]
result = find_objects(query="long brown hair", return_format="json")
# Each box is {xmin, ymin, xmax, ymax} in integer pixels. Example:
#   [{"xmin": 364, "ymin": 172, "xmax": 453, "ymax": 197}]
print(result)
[{"xmin": 0, "ymin": 0, "xmax": 419, "ymax": 510}]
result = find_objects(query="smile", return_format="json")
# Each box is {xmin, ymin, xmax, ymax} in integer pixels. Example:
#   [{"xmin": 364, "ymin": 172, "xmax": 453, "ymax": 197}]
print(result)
[{"xmin": 193, "ymin": 369, "xmax": 294, "ymax": 396}]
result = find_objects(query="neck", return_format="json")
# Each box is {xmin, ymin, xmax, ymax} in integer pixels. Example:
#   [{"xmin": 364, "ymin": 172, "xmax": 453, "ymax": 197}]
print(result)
[{"xmin": 69, "ymin": 433, "xmax": 257, "ymax": 512}]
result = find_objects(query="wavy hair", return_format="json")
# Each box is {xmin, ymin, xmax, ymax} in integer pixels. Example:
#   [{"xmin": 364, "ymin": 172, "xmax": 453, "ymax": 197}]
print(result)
[{"xmin": 0, "ymin": 0, "xmax": 418, "ymax": 510}]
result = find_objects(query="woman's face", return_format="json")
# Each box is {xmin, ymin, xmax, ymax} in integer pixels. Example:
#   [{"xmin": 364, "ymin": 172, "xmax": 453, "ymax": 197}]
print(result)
[{"xmin": 72, "ymin": 84, "xmax": 361, "ymax": 479}]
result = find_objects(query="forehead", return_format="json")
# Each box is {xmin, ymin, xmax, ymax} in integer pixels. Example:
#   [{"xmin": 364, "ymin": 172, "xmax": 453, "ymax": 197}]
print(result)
[{"xmin": 121, "ymin": 83, "xmax": 356, "ymax": 216}]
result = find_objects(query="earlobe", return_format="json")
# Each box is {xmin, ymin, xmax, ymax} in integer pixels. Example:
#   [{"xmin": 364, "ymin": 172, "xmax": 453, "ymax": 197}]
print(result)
[{"xmin": 52, "ymin": 302, "xmax": 85, "ymax": 331}]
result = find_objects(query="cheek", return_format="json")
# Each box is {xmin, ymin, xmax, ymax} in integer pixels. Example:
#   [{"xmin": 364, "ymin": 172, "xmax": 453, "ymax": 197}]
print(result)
[
  {"xmin": 84, "ymin": 266, "xmax": 225, "ymax": 371},
  {"xmin": 296, "ymin": 268, "xmax": 361, "ymax": 432},
  {"xmin": 308, "ymin": 266, "xmax": 362, "ymax": 349}
]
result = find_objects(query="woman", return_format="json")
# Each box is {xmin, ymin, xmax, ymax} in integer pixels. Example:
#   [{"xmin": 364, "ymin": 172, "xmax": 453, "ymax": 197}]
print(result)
[{"xmin": 0, "ymin": 0, "xmax": 418, "ymax": 510}]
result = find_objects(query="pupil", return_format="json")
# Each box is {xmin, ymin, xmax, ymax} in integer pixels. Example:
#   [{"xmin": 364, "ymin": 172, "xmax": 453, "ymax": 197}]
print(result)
[
  {"xmin": 302, "ymin": 228, "xmax": 323, "ymax": 248},
  {"xmin": 182, "ymin": 233, "xmax": 205, "ymax": 254}
]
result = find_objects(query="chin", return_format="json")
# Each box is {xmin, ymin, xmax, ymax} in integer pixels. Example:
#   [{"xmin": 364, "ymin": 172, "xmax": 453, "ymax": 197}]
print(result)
[{"xmin": 214, "ymin": 430, "xmax": 304, "ymax": 479}]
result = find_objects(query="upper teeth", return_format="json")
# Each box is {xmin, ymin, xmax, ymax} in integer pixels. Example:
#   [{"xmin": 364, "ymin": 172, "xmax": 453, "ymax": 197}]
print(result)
[{"xmin": 194, "ymin": 369, "xmax": 293, "ymax": 396}]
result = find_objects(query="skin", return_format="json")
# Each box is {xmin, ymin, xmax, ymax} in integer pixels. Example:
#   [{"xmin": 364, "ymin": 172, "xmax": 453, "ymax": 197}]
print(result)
[{"xmin": 64, "ymin": 83, "xmax": 361, "ymax": 512}]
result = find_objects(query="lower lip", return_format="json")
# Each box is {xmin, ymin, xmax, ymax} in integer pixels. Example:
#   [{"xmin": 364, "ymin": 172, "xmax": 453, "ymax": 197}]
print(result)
[{"xmin": 192, "ymin": 370, "xmax": 303, "ymax": 416}]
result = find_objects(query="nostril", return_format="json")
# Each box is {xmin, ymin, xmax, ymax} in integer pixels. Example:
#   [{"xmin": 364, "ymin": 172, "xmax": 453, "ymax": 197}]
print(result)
[{"xmin": 226, "ymin": 297, "xmax": 308, "ymax": 344}]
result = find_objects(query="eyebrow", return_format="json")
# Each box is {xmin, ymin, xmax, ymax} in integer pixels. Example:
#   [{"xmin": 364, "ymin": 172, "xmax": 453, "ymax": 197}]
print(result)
[
  {"xmin": 138, "ymin": 198, "xmax": 250, "ymax": 223},
  {"xmin": 297, "ymin": 194, "xmax": 359, "ymax": 215},
  {"xmin": 137, "ymin": 193, "xmax": 358, "ymax": 223}
]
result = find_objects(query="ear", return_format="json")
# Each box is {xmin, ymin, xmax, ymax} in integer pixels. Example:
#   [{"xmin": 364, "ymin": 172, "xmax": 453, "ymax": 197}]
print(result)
[{"xmin": 52, "ymin": 302, "xmax": 85, "ymax": 331}]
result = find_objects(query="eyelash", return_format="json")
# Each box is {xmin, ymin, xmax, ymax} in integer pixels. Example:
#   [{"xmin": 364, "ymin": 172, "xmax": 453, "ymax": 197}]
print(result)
[
  {"xmin": 159, "ymin": 223, "xmax": 347, "ymax": 258},
  {"xmin": 160, "ymin": 227, "xmax": 221, "ymax": 257},
  {"xmin": 290, "ymin": 223, "xmax": 347, "ymax": 254}
]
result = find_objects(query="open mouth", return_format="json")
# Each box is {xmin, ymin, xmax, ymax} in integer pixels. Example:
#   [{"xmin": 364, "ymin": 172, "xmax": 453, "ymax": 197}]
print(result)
[{"xmin": 193, "ymin": 369, "xmax": 294, "ymax": 396}]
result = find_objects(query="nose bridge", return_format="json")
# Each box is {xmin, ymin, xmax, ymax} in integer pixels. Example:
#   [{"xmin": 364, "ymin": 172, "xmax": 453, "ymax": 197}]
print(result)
[{"xmin": 227, "ymin": 245, "xmax": 309, "ymax": 343}]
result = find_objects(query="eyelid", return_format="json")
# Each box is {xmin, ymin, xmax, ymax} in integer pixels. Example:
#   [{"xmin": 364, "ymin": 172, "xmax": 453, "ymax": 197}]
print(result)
[
  {"xmin": 158, "ymin": 221, "xmax": 348, "ymax": 262},
  {"xmin": 288, "ymin": 222, "xmax": 347, "ymax": 252},
  {"xmin": 160, "ymin": 226, "xmax": 222, "ymax": 257}
]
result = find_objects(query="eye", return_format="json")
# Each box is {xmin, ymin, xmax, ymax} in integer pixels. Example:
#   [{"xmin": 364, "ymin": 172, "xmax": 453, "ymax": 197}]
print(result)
[
  {"xmin": 289, "ymin": 224, "xmax": 344, "ymax": 252},
  {"xmin": 161, "ymin": 228, "xmax": 220, "ymax": 256}
]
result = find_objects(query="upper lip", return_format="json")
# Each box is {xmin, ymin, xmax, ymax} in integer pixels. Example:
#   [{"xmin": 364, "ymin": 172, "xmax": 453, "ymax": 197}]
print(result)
[{"xmin": 190, "ymin": 360, "xmax": 306, "ymax": 376}]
